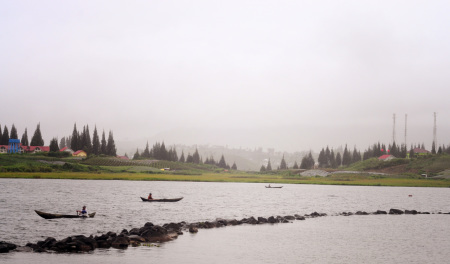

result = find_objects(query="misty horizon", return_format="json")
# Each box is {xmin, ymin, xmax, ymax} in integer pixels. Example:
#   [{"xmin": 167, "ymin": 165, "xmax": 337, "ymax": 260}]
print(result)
[{"xmin": 1, "ymin": 1, "xmax": 449, "ymax": 155}]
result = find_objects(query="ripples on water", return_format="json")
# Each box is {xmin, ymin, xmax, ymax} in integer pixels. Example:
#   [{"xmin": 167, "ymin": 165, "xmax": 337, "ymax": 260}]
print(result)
[{"xmin": 0, "ymin": 179, "xmax": 449, "ymax": 263}]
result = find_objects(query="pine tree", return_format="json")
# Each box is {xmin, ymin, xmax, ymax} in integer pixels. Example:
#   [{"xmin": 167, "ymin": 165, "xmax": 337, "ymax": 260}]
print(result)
[
  {"xmin": 325, "ymin": 146, "xmax": 331, "ymax": 167},
  {"xmin": 92, "ymin": 126, "xmax": 100, "ymax": 155},
  {"xmin": 260, "ymin": 165, "xmax": 266, "ymax": 172},
  {"xmin": 330, "ymin": 149, "xmax": 337, "ymax": 168},
  {"xmin": 0, "ymin": 125, "xmax": 2, "ymax": 144},
  {"xmin": 431, "ymin": 141, "xmax": 436, "ymax": 154},
  {"xmin": 79, "ymin": 126, "xmax": 86, "ymax": 151},
  {"xmin": 84, "ymin": 125, "xmax": 92, "ymax": 154},
  {"xmin": 218, "ymin": 154, "xmax": 227, "ymax": 168},
  {"xmin": 266, "ymin": 159, "xmax": 272, "ymax": 171},
  {"xmin": 292, "ymin": 161, "xmax": 299, "ymax": 169},
  {"xmin": 30, "ymin": 123, "xmax": 44, "ymax": 146},
  {"xmin": 231, "ymin": 162, "xmax": 237, "ymax": 170},
  {"xmin": 179, "ymin": 151, "xmax": 185, "ymax": 163},
  {"xmin": 186, "ymin": 153, "xmax": 193, "ymax": 163},
  {"xmin": 335, "ymin": 152, "xmax": 342, "ymax": 167},
  {"xmin": 142, "ymin": 142, "xmax": 150, "ymax": 158},
  {"xmin": 70, "ymin": 124, "xmax": 78, "ymax": 151},
  {"xmin": 106, "ymin": 131, "xmax": 116, "ymax": 156},
  {"xmin": 342, "ymin": 145, "xmax": 351, "ymax": 166},
  {"xmin": 66, "ymin": 136, "xmax": 72, "ymax": 149},
  {"xmin": 59, "ymin": 137, "xmax": 66, "ymax": 149},
  {"xmin": 100, "ymin": 130, "xmax": 107, "ymax": 155},
  {"xmin": 10, "ymin": 124, "xmax": 18, "ymax": 139},
  {"xmin": 351, "ymin": 147, "xmax": 360, "ymax": 164},
  {"xmin": 1, "ymin": 125, "xmax": 9, "ymax": 145},
  {"xmin": 318, "ymin": 148, "xmax": 326, "ymax": 168},
  {"xmin": 49, "ymin": 138, "xmax": 59, "ymax": 152},
  {"xmin": 21, "ymin": 128, "xmax": 29, "ymax": 146},
  {"xmin": 133, "ymin": 148, "xmax": 140, "ymax": 159},
  {"xmin": 192, "ymin": 148, "xmax": 200, "ymax": 164},
  {"xmin": 279, "ymin": 155, "xmax": 287, "ymax": 170}
]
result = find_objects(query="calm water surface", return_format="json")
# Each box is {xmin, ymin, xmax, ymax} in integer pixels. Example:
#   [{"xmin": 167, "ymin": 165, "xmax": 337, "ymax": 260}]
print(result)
[{"xmin": 0, "ymin": 179, "xmax": 449, "ymax": 263}]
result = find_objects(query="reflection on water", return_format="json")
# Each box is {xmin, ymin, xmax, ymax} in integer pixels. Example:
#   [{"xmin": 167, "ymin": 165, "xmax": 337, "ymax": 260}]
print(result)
[{"xmin": 0, "ymin": 179, "xmax": 449, "ymax": 263}]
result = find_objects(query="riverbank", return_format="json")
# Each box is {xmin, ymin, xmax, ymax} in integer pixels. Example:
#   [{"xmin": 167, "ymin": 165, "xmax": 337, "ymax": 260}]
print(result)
[{"xmin": 1, "ymin": 172, "xmax": 449, "ymax": 187}]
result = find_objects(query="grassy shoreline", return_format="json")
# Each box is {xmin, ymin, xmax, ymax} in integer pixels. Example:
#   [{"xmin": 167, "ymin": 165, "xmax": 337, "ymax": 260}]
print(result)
[{"xmin": 1, "ymin": 172, "xmax": 449, "ymax": 187}]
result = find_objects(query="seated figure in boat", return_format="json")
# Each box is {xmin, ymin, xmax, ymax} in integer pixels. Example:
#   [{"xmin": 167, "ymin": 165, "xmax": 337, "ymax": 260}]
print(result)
[
  {"xmin": 77, "ymin": 206, "xmax": 88, "ymax": 217},
  {"xmin": 148, "ymin": 193, "xmax": 153, "ymax": 200}
]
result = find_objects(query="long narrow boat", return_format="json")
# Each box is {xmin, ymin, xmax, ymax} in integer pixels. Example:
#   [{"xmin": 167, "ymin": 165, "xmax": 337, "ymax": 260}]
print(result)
[
  {"xmin": 35, "ymin": 210, "xmax": 96, "ymax": 219},
  {"xmin": 140, "ymin": 197, "xmax": 183, "ymax": 202},
  {"xmin": 265, "ymin": 186, "xmax": 283, "ymax": 188}
]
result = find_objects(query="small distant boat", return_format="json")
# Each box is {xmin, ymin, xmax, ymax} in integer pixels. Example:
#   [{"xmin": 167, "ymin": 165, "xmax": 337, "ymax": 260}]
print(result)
[
  {"xmin": 140, "ymin": 197, "xmax": 183, "ymax": 202},
  {"xmin": 35, "ymin": 210, "xmax": 96, "ymax": 219},
  {"xmin": 266, "ymin": 186, "xmax": 283, "ymax": 188}
]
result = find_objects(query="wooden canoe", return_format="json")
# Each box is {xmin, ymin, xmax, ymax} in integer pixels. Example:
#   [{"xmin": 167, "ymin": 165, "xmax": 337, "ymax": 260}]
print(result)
[
  {"xmin": 35, "ymin": 210, "xmax": 96, "ymax": 219},
  {"xmin": 140, "ymin": 197, "xmax": 183, "ymax": 202},
  {"xmin": 265, "ymin": 186, "xmax": 283, "ymax": 188}
]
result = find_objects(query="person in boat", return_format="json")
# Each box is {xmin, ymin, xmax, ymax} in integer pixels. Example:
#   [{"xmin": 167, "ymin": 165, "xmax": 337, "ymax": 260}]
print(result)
[
  {"xmin": 148, "ymin": 193, "xmax": 153, "ymax": 200},
  {"xmin": 77, "ymin": 206, "xmax": 88, "ymax": 217}
]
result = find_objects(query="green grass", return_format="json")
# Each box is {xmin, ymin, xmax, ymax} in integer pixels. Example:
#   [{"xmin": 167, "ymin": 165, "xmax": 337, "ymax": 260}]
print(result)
[
  {"xmin": 0, "ymin": 171, "xmax": 449, "ymax": 187},
  {"xmin": 1, "ymin": 153, "xmax": 450, "ymax": 187}
]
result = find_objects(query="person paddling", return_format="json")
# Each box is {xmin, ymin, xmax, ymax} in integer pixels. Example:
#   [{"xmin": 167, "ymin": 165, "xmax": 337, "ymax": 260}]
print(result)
[
  {"xmin": 77, "ymin": 206, "xmax": 88, "ymax": 217},
  {"xmin": 147, "ymin": 193, "xmax": 153, "ymax": 200}
]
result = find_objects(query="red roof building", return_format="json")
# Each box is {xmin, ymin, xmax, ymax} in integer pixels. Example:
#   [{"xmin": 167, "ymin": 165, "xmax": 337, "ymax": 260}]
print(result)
[
  {"xmin": 378, "ymin": 154, "xmax": 395, "ymax": 161},
  {"xmin": 413, "ymin": 148, "xmax": 430, "ymax": 155}
]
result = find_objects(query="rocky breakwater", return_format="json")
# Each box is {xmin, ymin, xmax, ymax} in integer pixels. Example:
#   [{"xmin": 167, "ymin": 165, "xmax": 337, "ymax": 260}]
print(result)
[{"xmin": 2, "ymin": 209, "xmax": 449, "ymax": 254}]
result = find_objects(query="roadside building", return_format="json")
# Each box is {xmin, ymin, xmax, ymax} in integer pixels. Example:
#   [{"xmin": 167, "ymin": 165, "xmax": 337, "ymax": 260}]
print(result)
[
  {"xmin": 59, "ymin": 147, "xmax": 74, "ymax": 155},
  {"xmin": 378, "ymin": 154, "xmax": 396, "ymax": 161},
  {"xmin": 413, "ymin": 148, "xmax": 430, "ymax": 156},
  {"xmin": 73, "ymin": 150, "xmax": 87, "ymax": 157}
]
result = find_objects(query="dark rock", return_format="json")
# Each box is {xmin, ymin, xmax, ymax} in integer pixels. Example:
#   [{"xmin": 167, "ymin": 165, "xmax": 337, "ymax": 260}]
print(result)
[
  {"xmin": 405, "ymin": 210, "xmax": 418, "ymax": 215},
  {"xmin": 163, "ymin": 222, "xmax": 182, "ymax": 232},
  {"xmin": 111, "ymin": 236, "xmax": 130, "ymax": 249},
  {"xmin": 15, "ymin": 246, "xmax": 33, "ymax": 253},
  {"xmin": 257, "ymin": 217, "xmax": 268, "ymax": 223},
  {"xmin": 374, "ymin": 210, "xmax": 387, "ymax": 215},
  {"xmin": 41, "ymin": 237, "xmax": 57, "ymax": 249},
  {"xmin": 141, "ymin": 225, "xmax": 169, "ymax": 242},
  {"xmin": 129, "ymin": 228, "xmax": 140, "ymax": 235},
  {"xmin": 128, "ymin": 235, "xmax": 145, "ymax": 243},
  {"xmin": 284, "ymin": 215, "xmax": 295, "ymax": 220},
  {"xmin": 267, "ymin": 216, "xmax": 278, "ymax": 223},
  {"xmin": 228, "ymin": 219, "xmax": 241, "ymax": 225},
  {"xmin": 144, "ymin": 222, "xmax": 154, "ymax": 227},
  {"xmin": 294, "ymin": 214, "xmax": 306, "ymax": 220},
  {"xmin": 120, "ymin": 229, "xmax": 129, "ymax": 235},
  {"xmin": 216, "ymin": 219, "xmax": 228, "ymax": 227},
  {"xmin": 106, "ymin": 231, "xmax": 117, "ymax": 238},
  {"xmin": 0, "ymin": 241, "xmax": 17, "ymax": 253},
  {"xmin": 247, "ymin": 217, "xmax": 258, "ymax": 225},
  {"xmin": 355, "ymin": 211, "xmax": 369, "ymax": 215},
  {"xmin": 189, "ymin": 226, "xmax": 198, "ymax": 233},
  {"xmin": 419, "ymin": 212, "xmax": 430, "ymax": 214},
  {"xmin": 96, "ymin": 240, "xmax": 111, "ymax": 248},
  {"xmin": 389, "ymin": 209, "xmax": 404, "ymax": 215}
]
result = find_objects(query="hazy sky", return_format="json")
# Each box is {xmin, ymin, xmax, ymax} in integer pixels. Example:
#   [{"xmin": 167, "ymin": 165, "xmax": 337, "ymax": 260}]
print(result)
[{"xmin": 1, "ymin": 0, "xmax": 449, "ymax": 154}]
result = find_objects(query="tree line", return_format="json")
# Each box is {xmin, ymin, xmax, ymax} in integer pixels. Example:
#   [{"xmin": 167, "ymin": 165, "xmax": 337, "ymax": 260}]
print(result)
[
  {"xmin": 0, "ymin": 123, "xmax": 117, "ymax": 156},
  {"xmin": 0, "ymin": 123, "xmax": 44, "ymax": 147},
  {"xmin": 58, "ymin": 123, "xmax": 117, "ymax": 156},
  {"xmin": 260, "ymin": 140, "xmax": 450, "ymax": 172},
  {"xmin": 133, "ymin": 141, "xmax": 237, "ymax": 170}
]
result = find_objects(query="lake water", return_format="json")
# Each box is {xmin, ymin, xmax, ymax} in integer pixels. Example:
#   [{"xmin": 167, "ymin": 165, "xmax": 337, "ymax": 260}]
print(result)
[{"xmin": 0, "ymin": 179, "xmax": 449, "ymax": 263}]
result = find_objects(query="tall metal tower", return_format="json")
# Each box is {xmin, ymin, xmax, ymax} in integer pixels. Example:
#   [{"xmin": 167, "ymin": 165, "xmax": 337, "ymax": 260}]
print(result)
[
  {"xmin": 404, "ymin": 114, "xmax": 407, "ymax": 147},
  {"xmin": 392, "ymin": 114, "xmax": 396, "ymax": 143},
  {"xmin": 433, "ymin": 112, "xmax": 437, "ymax": 148}
]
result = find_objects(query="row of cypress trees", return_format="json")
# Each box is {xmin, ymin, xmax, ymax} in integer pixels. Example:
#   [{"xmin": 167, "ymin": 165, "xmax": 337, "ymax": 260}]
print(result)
[
  {"xmin": 0, "ymin": 123, "xmax": 117, "ymax": 156},
  {"xmin": 0, "ymin": 123, "xmax": 43, "ymax": 147},
  {"xmin": 58, "ymin": 124, "xmax": 116, "ymax": 156},
  {"xmin": 133, "ymin": 141, "xmax": 237, "ymax": 170}
]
